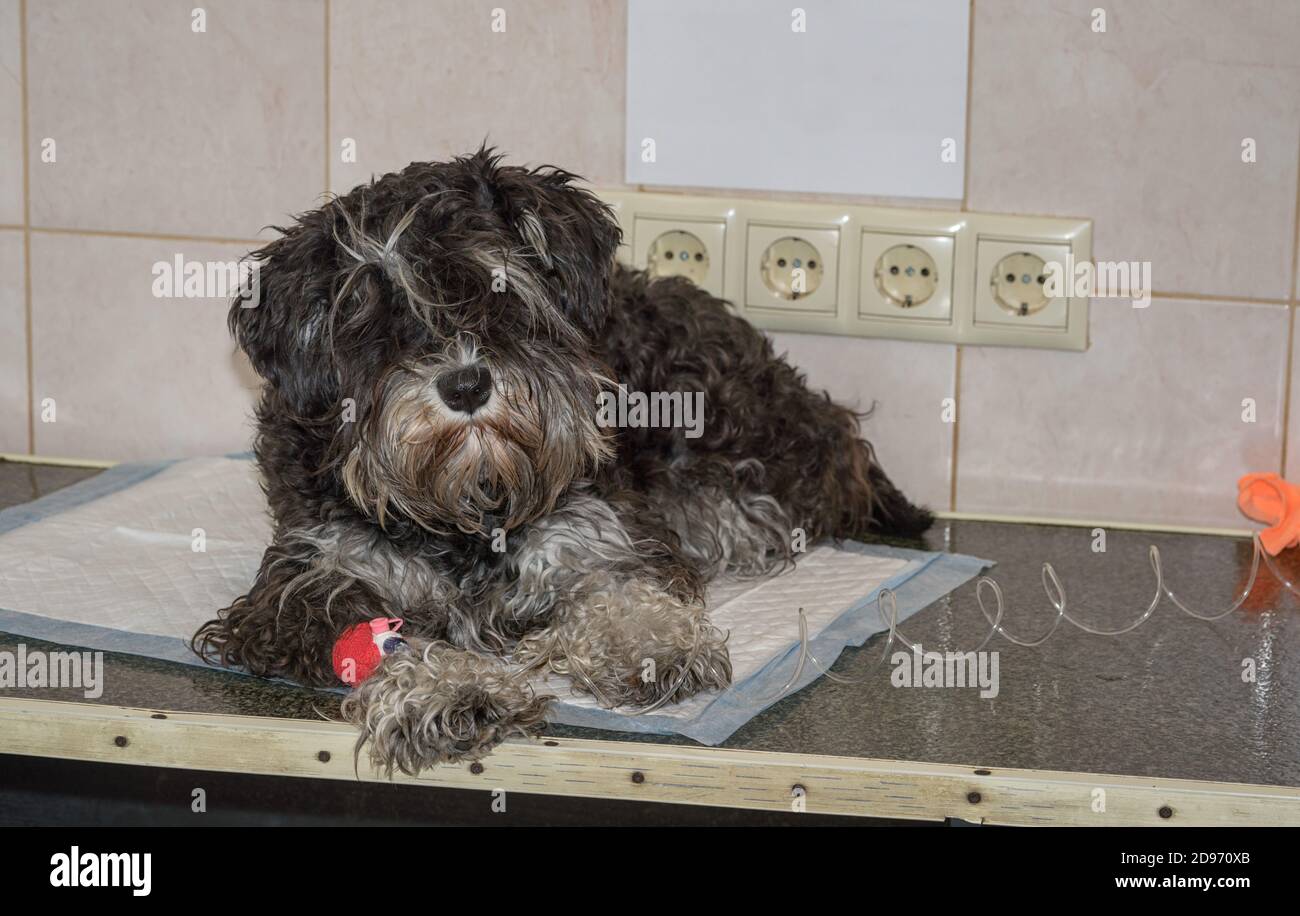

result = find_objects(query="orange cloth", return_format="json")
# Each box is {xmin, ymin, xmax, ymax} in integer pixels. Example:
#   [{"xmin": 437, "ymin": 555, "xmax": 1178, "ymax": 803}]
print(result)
[{"xmin": 1238, "ymin": 472, "xmax": 1300, "ymax": 555}]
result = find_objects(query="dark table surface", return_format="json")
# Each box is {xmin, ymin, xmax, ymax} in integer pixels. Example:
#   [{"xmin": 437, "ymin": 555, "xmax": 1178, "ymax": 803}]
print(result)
[{"xmin": 2, "ymin": 460, "xmax": 1298, "ymax": 788}]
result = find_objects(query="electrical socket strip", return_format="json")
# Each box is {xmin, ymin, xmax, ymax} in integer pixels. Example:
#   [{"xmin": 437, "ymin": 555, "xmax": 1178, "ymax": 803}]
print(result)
[{"xmin": 599, "ymin": 190, "xmax": 1092, "ymax": 351}]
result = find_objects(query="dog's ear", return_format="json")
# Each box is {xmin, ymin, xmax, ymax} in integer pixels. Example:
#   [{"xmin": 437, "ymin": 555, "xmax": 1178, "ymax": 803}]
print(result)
[
  {"xmin": 533, "ymin": 179, "xmax": 622, "ymax": 336},
  {"xmin": 475, "ymin": 152, "xmax": 622, "ymax": 337},
  {"xmin": 229, "ymin": 212, "xmax": 339, "ymax": 417}
]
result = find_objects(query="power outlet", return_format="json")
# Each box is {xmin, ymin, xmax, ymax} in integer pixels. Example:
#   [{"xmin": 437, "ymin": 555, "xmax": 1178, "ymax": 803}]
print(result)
[
  {"xmin": 598, "ymin": 190, "xmax": 1091, "ymax": 351},
  {"xmin": 875, "ymin": 244, "xmax": 938, "ymax": 309},
  {"xmin": 744, "ymin": 223, "xmax": 840, "ymax": 315},
  {"xmin": 646, "ymin": 228, "xmax": 710, "ymax": 285},
  {"xmin": 633, "ymin": 216, "xmax": 726, "ymax": 297},
  {"xmin": 974, "ymin": 239, "xmax": 1071, "ymax": 329},
  {"xmin": 602, "ymin": 192, "xmax": 734, "ymax": 299},
  {"xmin": 857, "ymin": 231, "xmax": 955, "ymax": 331},
  {"xmin": 758, "ymin": 235, "xmax": 826, "ymax": 301},
  {"xmin": 963, "ymin": 213, "xmax": 1091, "ymax": 349}
]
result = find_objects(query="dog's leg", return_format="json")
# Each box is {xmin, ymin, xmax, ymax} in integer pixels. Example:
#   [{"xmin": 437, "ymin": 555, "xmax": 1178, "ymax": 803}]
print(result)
[
  {"xmin": 788, "ymin": 391, "xmax": 936, "ymax": 541},
  {"xmin": 508, "ymin": 494, "xmax": 732, "ymax": 709},
  {"xmin": 194, "ymin": 524, "xmax": 552, "ymax": 772},
  {"xmin": 518, "ymin": 578, "xmax": 732, "ymax": 709},
  {"xmin": 192, "ymin": 536, "xmax": 380, "ymax": 687},
  {"xmin": 341, "ymin": 637, "xmax": 550, "ymax": 775}
]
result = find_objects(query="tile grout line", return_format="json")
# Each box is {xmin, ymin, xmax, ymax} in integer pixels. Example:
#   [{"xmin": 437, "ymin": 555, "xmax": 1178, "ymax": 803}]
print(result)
[
  {"xmin": 961, "ymin": 0, "xmax": 974, "ymax": 212},
  {"xmin": 948, "ymin": 0, "xmax": 975, "ymax": 513},
  {"xmin": 323, "ymin": 0, "xmax": 330, "ymax": 198},
  {"xmin": 27, "ymin": 226, "xmax": 264, "ymax": 246},
  {"xmin": 1292, "ymin": 130, "xmax": 1300, "ymax": 304},
  {"xmin": 1283, "ymin": 137, "xmax": 1300, "ymax": 477},
  {"xmin": 1282, "ymin": 305, "xmax": 1295, "ymax": 479},
  {"xmin": 1147, "ymin": 291, "xmax": 1290, "ymax": 307},
  {"xmin": 19, "ymin": 0, "xmax": 32, "ymax": 456},
  {"xmin": 10, "ymin": 214, "xmax": 1290, "ymax": 311},
  {"xmin": 948, "ymin": 345, "xmax": 962, "ymax": 513},
  {"xmin": 0, "ymin": 223, "xmax": 1290, "ymax": 308}
]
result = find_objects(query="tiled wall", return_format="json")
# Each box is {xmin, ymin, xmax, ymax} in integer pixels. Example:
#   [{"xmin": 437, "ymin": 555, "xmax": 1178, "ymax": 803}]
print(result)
[{"xmin": 3, "ymin": 0, "xmax": 1299, "ymax": 531}]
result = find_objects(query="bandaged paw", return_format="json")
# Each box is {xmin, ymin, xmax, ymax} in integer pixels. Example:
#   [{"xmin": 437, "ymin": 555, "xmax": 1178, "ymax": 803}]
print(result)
[{"xmin": 341, "ymin": 639, "xmax": 553, "ymax": 774}]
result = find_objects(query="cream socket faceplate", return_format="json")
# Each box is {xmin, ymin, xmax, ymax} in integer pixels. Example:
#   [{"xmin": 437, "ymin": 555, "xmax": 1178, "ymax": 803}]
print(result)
[{"xmin": 600, "ymin": 191, "xmax": 1091, "ymax": 351}]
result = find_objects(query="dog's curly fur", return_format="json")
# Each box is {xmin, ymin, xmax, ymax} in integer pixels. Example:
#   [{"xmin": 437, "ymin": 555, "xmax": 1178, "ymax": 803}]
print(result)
[{"xmin": 193, "ymin": 148, "xmax": 932, "ymax": 775}]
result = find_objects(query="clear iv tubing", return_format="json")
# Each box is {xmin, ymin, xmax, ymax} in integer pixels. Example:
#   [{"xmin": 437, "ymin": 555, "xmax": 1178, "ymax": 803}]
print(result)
[{"xmin": 760, "ymin": 476, "xmax": 1300, "ymax": 701}]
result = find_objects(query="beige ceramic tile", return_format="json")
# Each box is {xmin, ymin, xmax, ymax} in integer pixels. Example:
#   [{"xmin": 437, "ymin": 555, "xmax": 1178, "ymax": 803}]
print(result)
[
  {"xmin": 1284, "ymin": 308, "xmax": 1300, "ymax": 479},
  {"xmin": 0, "ymin": 230, "xmax": 26, "ymax": 452},
  {"xmin": 967, "ymin": 0, "xmax": 1300, "ymax": 301},
  {"xmin": 27, "ymin": 0, "xmax": 324, "ymax": 239},
  {"xmin": 29, "ymin": 232, "xmax": 260, "ymax": 460},
  {"xmin": 330, "ymin": 0, "xmax": 624, "ymax": 195},
  {"xmin": 768, "ymin": 332, "xmax": 956, "ymax": 513},
  {"xmin": 955, "ymin": 298, "xmax": 1288, "ymax": 528},
  {"xmin": 0, "ymin": 0, "xmax": 22, "ymax": 226}
]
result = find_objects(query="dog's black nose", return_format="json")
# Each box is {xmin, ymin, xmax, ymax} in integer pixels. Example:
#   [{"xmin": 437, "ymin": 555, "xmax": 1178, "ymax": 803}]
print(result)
[{"xmin": 435, "ymin": 365, "xmax": 493, "ymax": 414}]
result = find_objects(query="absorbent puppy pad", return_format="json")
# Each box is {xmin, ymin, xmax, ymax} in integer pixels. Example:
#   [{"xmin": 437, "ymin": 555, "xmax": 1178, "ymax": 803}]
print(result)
[{"xmin": 0, "ymin": 457, "xmax": 991, "ymax": 744}]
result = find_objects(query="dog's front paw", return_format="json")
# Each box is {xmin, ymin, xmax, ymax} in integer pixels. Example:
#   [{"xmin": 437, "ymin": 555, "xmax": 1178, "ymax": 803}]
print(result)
[
  {"xmin": 630, "ymin": 621, "xmax": 732, "ymax": 708},
  {"xmin": 523, "ymin": 580, "xmax": 733, "ymax": 710},
  {"xmin": 341, "ymin": 640, "xmax": 551, "ymax": 776}
]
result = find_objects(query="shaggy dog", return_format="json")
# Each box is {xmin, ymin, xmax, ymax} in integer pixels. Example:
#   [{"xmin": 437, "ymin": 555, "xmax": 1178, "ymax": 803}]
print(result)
[{"xmin": 194, "ymin": 149, "xmax": 932, "ymax": 775}]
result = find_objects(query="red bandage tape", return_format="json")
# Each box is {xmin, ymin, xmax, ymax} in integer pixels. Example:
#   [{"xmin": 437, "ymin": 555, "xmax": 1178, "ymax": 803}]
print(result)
[{"xmin": 332, "ymin": 617, "xmax": 406, "ymax": 686}]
